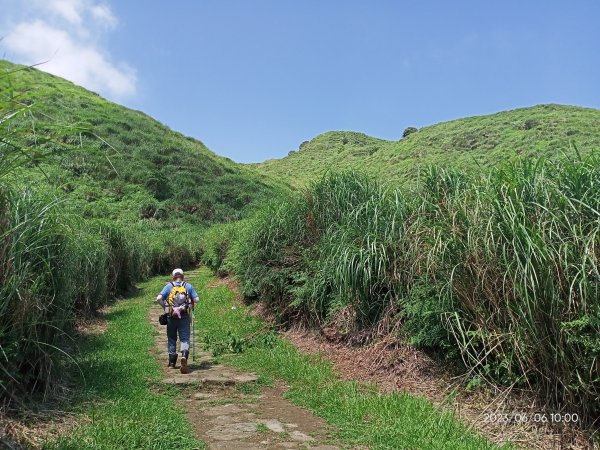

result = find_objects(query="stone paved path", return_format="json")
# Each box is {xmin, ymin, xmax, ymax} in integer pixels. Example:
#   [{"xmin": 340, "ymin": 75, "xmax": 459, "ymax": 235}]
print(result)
[{"xmin": 149, "ymin": 289, "xmax": 342, "ymax": 450}]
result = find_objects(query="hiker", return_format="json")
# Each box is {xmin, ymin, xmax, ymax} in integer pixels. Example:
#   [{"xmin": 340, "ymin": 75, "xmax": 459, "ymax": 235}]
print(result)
[{"xmin": 156, "ymin": 268, "xmax": 199, "ymax": 374}]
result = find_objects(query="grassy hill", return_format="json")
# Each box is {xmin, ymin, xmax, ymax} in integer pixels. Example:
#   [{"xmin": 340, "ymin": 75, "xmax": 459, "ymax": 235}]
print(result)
[
  {"xmin": 0, "ymin": 59, "xmax": 284, "ymax": 405},
  {"xmin": 4, "ymin": 59, "xmax": 600, "ymax": 446},
  {"xmin": 255, "ymin": 104, "xmax": 600, "ymax": 187},
  {"xmin": 1, "ymin": 59, "xmax": 281, "ymax": 224}
]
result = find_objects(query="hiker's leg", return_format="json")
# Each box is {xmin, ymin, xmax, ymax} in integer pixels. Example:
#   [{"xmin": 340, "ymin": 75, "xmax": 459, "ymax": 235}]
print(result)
[
  {"xmin": 179, "ymin": 316, "xmax": 191, "ymax": 374},
  {"xmin": 179, "ymin": 316, "xmax": 191, "ymax": 353},
  {"xmin": 167, "ymin": 317, "xmax": 177, "ymax": 355}
]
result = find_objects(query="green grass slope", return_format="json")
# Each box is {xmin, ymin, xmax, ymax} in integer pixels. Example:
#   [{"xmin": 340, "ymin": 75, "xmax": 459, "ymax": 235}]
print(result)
[
  {"xmin": 0, "ymin": 59, "xmax": 285, "ymax": 408},
  {"xmin": 2, "ymin": 59, "xmax": 280, "ymax": 224},
  {"xmin": 255, "ymin": 104, "xmax": 600, "ymax": 187}
]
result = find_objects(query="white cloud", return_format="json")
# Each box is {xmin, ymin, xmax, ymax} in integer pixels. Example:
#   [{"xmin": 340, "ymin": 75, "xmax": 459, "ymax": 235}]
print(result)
[
  {"xmin": 5, "ymin": 20, "xmax": 136, "ymax": 98},
  {"xmin": 90, "ymin": 4, "xmax": 118, "ymax": 29},
  {"xmin": 3, "ymin": 1, "xmax": 136, "ymax": 100},
  {"xmin": 44, "ymin": 0, "xmax": 84, "ymax": 26}
]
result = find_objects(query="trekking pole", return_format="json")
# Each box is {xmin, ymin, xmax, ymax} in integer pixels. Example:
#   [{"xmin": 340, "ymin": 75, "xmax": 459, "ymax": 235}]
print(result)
[{"xmin": 191, "ymin": 309, "xmax": 195, "ymax": 362}]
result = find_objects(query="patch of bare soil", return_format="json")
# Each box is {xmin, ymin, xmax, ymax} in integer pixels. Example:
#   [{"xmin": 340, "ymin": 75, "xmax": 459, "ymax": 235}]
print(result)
[
  {"xmin": 74, "ymin": 306, "xmax": 111, "ymax": 337},
  {"xmin": 207, "ymin": 276, "xmax": 243, "ymax": 302},
  {"xmin": 1, "ymin": 407, "xmax": 89, "ymax": 450},
  {"xmin": 285, "ymin": 327, "xmax": 595, "ymax": 450}
]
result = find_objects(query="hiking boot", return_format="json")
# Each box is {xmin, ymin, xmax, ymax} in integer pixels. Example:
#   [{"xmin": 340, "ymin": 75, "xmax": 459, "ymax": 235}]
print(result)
[
  {"xmin": 168, "ymin": 353, "xmax": 177, "ymax": 369},
  {"xmin": 180, "ymin": 350, "xmax": 190, "ymax": 374}
]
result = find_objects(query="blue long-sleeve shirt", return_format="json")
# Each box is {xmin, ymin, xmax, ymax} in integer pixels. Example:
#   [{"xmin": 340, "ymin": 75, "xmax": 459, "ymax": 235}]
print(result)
[{"xmin": 159, "ymin": 280, "xmax": 199, "ymax": 303}]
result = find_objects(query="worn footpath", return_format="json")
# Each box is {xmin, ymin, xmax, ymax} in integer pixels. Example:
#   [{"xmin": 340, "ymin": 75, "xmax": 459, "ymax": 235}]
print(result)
[{"xmin": 149, "ymin": 279, "xmax": 343, "ymax": 450}]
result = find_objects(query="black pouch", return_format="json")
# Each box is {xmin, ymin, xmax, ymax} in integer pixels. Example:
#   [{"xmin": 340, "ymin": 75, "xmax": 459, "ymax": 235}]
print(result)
[{"xmin": 158, "ymin": 313, "xmax": 168, "ymax": 325}]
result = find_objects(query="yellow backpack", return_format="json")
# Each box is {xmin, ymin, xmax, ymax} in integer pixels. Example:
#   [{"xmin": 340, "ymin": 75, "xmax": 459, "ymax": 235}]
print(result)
[{"xmin": 167, "ymin": 282, "xmax": 192, "ymax": 316}]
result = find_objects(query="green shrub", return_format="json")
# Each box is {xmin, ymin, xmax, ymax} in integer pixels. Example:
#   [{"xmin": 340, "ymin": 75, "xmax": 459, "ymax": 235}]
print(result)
[
  {"xmin": 200, "ymin": 222, "xmax": 239, "ymax": 276},
  {"xmin": 401, "ymin": 281, "xmax": 455, "ymax": 353},
  {"xmin": 403, "ymin": 126, "xmax": 418, "ymax": 138}
]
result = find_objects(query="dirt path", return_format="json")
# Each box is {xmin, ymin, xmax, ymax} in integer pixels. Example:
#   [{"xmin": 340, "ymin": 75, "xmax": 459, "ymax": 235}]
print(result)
[{"xmin": 149, "ymin": 297, "xmax": 342, "ymax": 450}]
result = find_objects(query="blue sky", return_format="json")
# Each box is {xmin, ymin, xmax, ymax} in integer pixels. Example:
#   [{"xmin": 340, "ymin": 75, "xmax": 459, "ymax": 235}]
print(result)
[{"xmin": 2, "ymin": 1, "xmax": 599, "ymax": 163}]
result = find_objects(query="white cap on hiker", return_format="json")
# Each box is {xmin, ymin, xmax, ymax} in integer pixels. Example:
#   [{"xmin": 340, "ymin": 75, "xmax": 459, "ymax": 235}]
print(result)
[{"xmin": 172, "ymin": 268, "xmax": 184, "ymax": 278}]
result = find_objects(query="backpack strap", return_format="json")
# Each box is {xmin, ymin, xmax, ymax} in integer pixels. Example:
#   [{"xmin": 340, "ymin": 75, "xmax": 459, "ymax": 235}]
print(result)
[
  {"xmin": 182, "ymin": 282, "xmax": 190, "ymax": 307},
  {"xmin": 181, "ymin": 282, "xmax": 193, "ymax": 310}
]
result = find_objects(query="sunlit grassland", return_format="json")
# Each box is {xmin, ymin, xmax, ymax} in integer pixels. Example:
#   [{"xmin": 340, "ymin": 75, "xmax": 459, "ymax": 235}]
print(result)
[
  {"xmin": 255, "ymin": 105, "xmax": 600, "ymax": 188},
  {"xmin": 0, "ymin": 59, "xmax": 281, "ymax": 226}
]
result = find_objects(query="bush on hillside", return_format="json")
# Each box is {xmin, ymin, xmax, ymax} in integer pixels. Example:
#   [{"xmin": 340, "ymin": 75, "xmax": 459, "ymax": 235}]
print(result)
[
  {"xmin": 522, "ymin": 119, "xmax": 539, "ymax": 130},
  {"xmin": 402, "ymin": 126, "xmax": 418, "ymax": 138}
]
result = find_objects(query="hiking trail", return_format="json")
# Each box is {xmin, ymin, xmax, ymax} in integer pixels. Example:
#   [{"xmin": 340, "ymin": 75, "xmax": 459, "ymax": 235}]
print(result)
[{"xmin": 149, "ymin": 276, "xmax": 343, "ymax": 450}]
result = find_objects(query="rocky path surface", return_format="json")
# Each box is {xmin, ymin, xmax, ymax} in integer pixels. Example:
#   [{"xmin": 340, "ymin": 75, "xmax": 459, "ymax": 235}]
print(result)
[{"xmin": 149, "ymin": 300, "xmax": 342, "ymax": 450}]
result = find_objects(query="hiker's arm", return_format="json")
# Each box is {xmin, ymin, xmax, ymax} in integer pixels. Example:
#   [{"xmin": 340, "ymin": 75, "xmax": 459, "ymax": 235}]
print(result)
[
  {"xmin": 188, "ymin": 285, "xmax": 200, "ymax": 306},
  {"xmin": 156, "ymin": 284, "xmax": 170, "ymax": 307}
]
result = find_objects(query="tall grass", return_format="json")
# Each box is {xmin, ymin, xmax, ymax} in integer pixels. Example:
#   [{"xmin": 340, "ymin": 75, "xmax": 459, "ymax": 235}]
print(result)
[
  {"xmin": 431, "ymin": 155, "xmax": 600, "ymax": 418},
  {"xmin": 199, "ymin": 221, "xmax": 240, "ymax": 276},
  {"xmin": 0, "ymin": 64, "xmax": 203, "ymax": 406},
  {"xmin": 228, "ymin": 157, "xmax": 600, "ymax": 423},
  {"xmin": 0, "ymin": 189, "xmax": 72, "ymax": 399},
  {"xmin": 0, "ymin": 188, "xmax": 204, "ymax": 403},
  {"xmin": 0, "ymin": 189, "xmax": 206, "ymax": 402}
]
